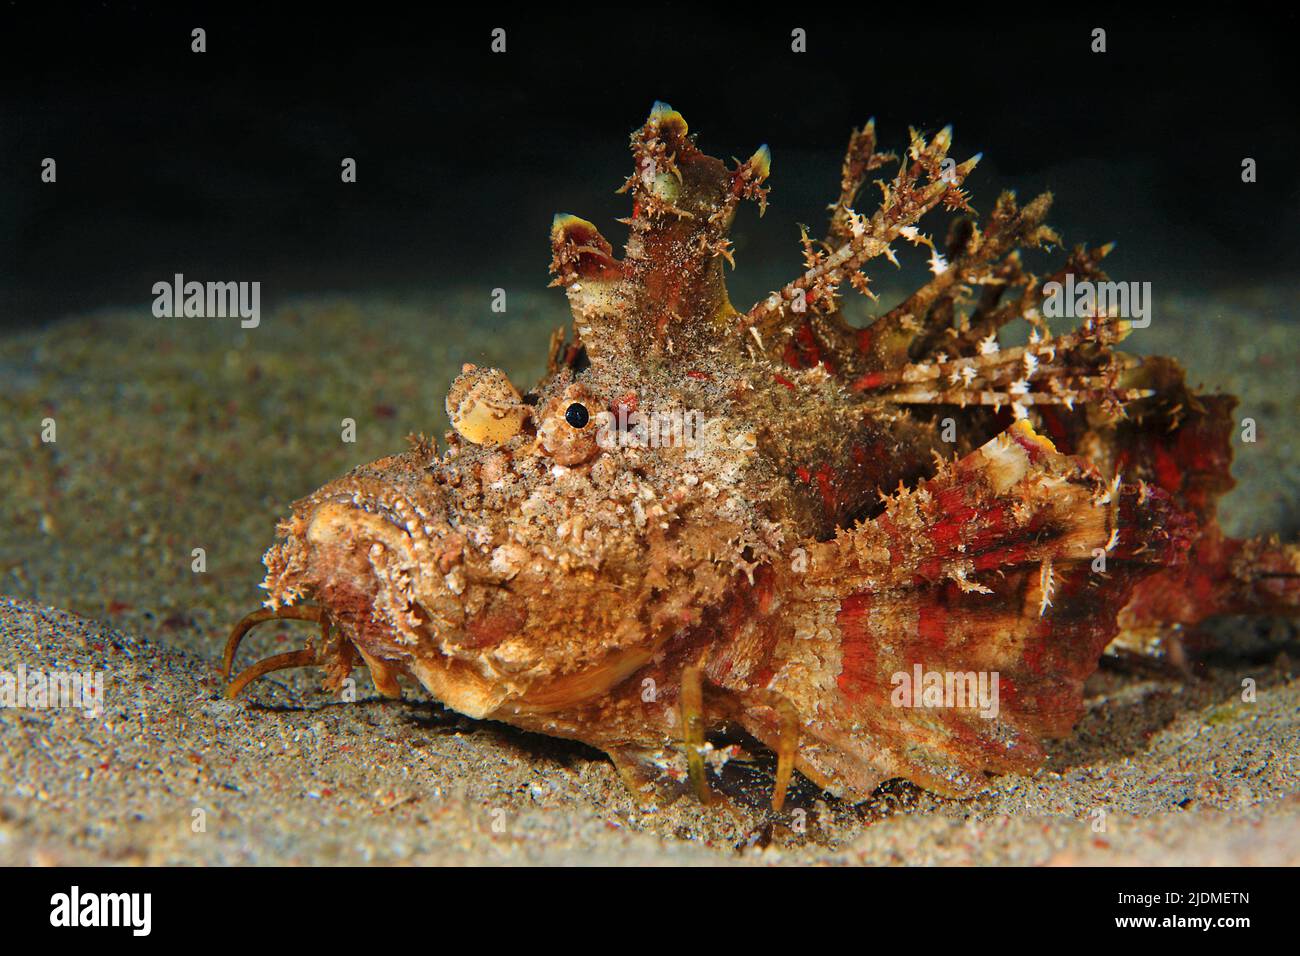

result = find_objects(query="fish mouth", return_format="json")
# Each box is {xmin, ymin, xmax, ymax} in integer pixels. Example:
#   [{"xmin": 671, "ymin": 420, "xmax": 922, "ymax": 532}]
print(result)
[
  {"xmin": 227, "ymin": 491, "xmax": 502, "ymax": 717},
  {"xmin": 297, "ymin": 497, "xmax": 460, "ymax": 651},
  {"xmin": 250, "ymin": 497, "xmax": 530, "ymax": 719},
  {"xmin": 250, "ymin": 474, "xmax": 663, "ymax": 720}
]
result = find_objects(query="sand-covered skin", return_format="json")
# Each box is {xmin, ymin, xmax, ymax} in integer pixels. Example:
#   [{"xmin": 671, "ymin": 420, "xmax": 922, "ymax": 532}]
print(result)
[{"xmin": 2, "ymin": 289, "xmax": 1298, "ymax": 865}]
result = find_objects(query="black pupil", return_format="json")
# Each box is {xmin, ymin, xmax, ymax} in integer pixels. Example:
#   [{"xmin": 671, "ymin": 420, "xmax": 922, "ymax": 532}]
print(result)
[{"xmin": 564, "ymin": 402, "xmax": 589, "ymax": 428}]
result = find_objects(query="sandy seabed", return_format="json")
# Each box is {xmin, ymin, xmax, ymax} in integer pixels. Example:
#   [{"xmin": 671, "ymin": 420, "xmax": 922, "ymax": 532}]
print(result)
[{"xmin": 1, "ymin": 286, "xmax": 1297, "ymax": 865}]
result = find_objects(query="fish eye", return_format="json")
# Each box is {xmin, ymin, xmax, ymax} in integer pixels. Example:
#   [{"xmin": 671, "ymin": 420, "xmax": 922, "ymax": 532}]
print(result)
[{"xmin": 564, "ymin": 402, "xmax": 590, "ymax": 429}]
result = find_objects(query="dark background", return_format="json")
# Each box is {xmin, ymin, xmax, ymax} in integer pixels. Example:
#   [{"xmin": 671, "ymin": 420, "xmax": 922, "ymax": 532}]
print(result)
[{"xmin": 1, "ymin": 3, "xmax": 1297, "ymax": 329}]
